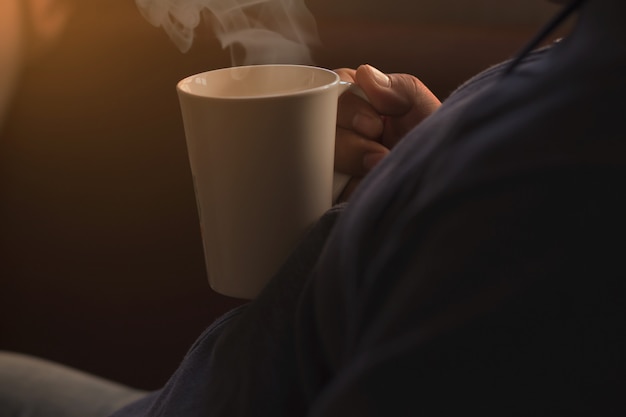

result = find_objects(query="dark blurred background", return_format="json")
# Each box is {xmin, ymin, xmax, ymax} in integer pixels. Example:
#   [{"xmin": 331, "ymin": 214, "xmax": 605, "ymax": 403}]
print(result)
[{"xmin": 0, "ymin": 0, "xmax": 567, "ymax": 390}]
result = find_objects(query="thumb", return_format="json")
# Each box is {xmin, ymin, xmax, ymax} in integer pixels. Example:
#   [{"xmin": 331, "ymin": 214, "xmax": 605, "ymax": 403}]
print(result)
[{"xmin": 355, "ymin": 64, "xmax": 436, "ymax": 119}]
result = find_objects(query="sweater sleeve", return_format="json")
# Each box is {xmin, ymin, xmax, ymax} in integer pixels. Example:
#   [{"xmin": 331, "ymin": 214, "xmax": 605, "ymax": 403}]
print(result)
[{"xmin": 298, "ymin": 168, "xmax": 626, "ymax": 416}]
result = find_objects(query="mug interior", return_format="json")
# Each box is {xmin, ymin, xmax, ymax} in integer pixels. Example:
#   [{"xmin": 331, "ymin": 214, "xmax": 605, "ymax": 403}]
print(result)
[{"xmin": 178, "ymin": 64, "xmax": 339, "ymax": 99}]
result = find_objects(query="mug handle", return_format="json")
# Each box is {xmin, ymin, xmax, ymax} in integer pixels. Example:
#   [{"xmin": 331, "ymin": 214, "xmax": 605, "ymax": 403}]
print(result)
[{"xmin": 333, "ymin": 82, "xmax": 370, "ymax": 202}]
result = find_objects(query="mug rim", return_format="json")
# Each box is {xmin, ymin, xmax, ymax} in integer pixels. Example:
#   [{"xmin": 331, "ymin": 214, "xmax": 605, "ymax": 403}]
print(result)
[{"xmin": 176, "ymin": 64, "xmax": 341, "ymax": 100}]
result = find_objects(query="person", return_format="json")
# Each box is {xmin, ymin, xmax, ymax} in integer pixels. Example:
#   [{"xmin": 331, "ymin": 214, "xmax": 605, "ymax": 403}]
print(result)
[{"xmin": 2, "ymin": 0, "xmax": 625, "ymax": 415}]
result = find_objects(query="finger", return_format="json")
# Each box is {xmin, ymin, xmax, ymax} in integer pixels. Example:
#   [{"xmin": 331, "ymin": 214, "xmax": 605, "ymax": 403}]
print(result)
[
  {"xmin": 334, "ymin": 68, "xmax": 356, "ymax": 83},
  {"xmin": 335, "ymin": 126, "xmax": 389, "ymax": 177},
  {"xmin": 337, "ymin": 92, "xmax": 384, "ymax": 140}
]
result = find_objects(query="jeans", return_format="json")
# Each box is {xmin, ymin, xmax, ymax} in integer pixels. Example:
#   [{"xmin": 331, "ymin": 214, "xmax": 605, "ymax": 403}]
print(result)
[{"xmin": 0, "ymin": 351, "xmax": 147, "ymax": 417}]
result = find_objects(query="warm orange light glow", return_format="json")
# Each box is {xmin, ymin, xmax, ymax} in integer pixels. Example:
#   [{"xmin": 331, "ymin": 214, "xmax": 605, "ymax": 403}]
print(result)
[
  {"xmin": 0, "ymin": 0, "xmax": 23, "ymax": 127},
  {"xmin": 29, "ymin": 0, "xmax": 73, "ymax": 44}
]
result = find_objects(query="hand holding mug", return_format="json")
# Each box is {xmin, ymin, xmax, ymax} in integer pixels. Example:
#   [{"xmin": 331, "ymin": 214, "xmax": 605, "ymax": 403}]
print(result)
[{"xmin": 334, "ymin": 65, "xmax": 441, "ymax": 200}]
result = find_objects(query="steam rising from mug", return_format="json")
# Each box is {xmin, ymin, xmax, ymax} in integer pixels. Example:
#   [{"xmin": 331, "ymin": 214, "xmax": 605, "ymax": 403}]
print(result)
[{"xmin": 135, "ymin": 0, "xmax": 320, "ymax": 65}]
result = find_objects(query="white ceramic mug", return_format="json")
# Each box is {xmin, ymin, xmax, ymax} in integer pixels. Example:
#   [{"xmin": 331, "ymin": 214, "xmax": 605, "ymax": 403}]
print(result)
[{"xmin": 177, "ymin": 64, "xmax": 355, "ymax": 299}]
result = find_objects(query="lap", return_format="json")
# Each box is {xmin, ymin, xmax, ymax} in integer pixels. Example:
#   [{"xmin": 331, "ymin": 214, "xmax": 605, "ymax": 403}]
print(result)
[{"xmin": 0, "ymin": 351, "xmax": 147, "ymax": 417}]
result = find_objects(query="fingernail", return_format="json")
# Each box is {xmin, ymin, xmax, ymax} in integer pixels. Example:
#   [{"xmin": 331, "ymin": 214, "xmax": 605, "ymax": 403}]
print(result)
[
  {"xmin": 363, "ymin": 152, "xmax": 387, "ymax": 171},
  {"xmin": 366, "ymin": 65, "xmax": 390, "ymax": 88}
]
